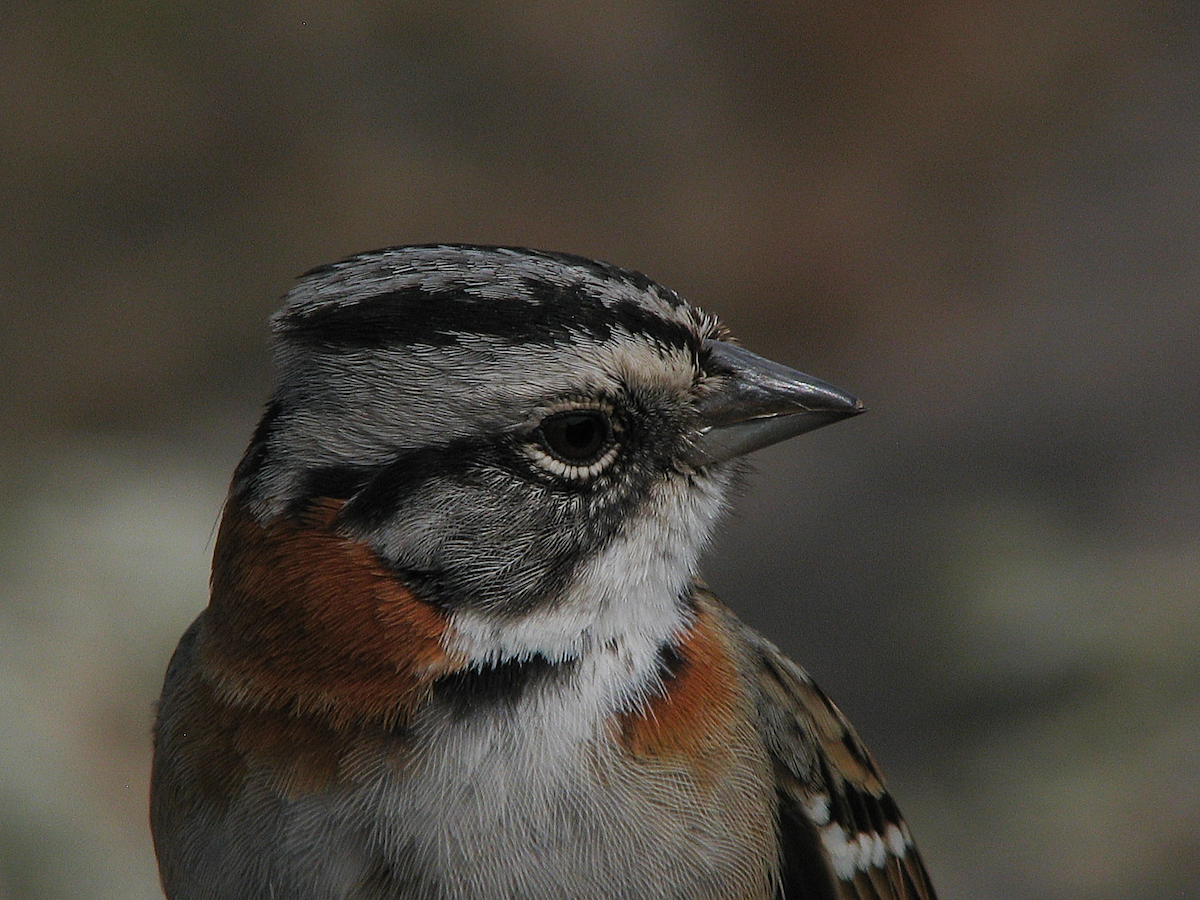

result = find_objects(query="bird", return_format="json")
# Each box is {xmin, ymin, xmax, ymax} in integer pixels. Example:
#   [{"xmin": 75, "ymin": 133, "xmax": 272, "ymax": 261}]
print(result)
[{"xmin": 150, "ymin": 244, "xmax": 937, "ymax": 900}]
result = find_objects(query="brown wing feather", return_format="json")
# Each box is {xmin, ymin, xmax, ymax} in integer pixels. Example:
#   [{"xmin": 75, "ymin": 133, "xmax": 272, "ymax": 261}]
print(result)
[{"xmin": 703, "ymin": 588, "xmax": 937, "ymax": 900}]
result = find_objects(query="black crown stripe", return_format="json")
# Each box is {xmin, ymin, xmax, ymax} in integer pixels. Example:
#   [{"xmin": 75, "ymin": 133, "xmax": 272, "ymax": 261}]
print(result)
[{"xmin": 278, "ymin": 281, "xmax": 697, "ymax": 353}]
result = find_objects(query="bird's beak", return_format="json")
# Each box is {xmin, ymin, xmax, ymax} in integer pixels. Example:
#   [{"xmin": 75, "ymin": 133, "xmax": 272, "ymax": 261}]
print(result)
[{"xmin": 685, "ymin": 340, "xmax": 864, "ymax": 466}]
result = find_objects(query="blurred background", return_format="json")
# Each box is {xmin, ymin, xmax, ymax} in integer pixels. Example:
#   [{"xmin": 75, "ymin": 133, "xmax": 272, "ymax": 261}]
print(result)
[{"xmin": 2, "ymin": 2, "xmax": 1198, "ymax": 898}]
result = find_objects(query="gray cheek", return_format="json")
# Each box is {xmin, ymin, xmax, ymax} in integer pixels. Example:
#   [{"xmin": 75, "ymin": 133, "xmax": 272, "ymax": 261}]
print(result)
[{"xmin": 364, "ymin": 475, "xmax": 610, "ymax": 614}]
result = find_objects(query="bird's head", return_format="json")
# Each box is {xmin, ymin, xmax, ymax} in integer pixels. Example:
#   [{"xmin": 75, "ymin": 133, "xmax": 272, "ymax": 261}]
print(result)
[{"xmin": 207, "ymin": 246, "xmax": 860, "ymax": 715}]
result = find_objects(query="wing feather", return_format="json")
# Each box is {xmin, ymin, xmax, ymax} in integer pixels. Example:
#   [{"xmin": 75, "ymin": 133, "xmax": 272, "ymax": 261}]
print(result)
[{"xmin": 708, "ymin": 590, "xmax": 937, "ymax": 900}]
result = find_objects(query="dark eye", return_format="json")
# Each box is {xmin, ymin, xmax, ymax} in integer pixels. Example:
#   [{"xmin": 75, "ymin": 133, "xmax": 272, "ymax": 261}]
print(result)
[{"xmin": 538, "ymin": 410, "xmax": 613, "ymax": 464}]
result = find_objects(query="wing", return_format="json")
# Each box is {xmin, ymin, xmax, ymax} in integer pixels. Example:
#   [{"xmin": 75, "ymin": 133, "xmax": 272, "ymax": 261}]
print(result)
[{"xmin": 717, "ymin": 595, "xmax": 938, "ymax": 900}]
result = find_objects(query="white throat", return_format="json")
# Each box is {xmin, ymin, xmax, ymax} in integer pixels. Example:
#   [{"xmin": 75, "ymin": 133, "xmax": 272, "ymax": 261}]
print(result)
[{"xmin": 444, "ymin": 472, "xmax": 729, "ymax": 713}]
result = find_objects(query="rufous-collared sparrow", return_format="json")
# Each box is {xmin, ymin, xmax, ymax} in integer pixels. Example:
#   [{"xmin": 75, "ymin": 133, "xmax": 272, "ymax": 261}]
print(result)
[{"xmin": 150, "ymin": 245, "xmax": 937, "ymax": 899}]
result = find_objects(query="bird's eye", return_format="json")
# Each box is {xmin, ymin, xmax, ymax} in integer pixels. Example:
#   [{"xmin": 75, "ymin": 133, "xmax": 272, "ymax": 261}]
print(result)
[
  {"xmin": 539, "ymin": 410, "xmax": 612, "ymax": 464},
  {"xmin": 525, "ymin": 406, "xmax": 621, "ymax": 481}
]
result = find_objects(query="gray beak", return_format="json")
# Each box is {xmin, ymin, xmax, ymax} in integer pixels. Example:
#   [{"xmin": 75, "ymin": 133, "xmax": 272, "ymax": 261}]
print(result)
[{"xmin": 685, "ymin": 340, "xmax": 864, "ymax": 466}]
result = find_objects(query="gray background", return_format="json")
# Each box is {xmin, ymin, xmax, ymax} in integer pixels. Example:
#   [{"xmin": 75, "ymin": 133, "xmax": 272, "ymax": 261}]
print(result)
[{"xmin": 2, "ymin": 3, "xmax": 1198, "ymax": 898}]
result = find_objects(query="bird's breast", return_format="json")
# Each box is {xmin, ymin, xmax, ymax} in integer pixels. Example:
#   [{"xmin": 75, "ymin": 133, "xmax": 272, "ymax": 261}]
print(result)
[
  {"xmin": 155, "ymin": 571, "xmax": 779, "ymax": 898},
  {"xmin": 307, "ymin": 603, "xmax": 780, "ymax": 899}
]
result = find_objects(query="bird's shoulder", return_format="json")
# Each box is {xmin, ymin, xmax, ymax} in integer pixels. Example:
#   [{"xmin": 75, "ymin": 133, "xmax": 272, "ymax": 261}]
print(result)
[{"xmin": 695, "ymin": 585, "xmax": 938, "ymax": 900}]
